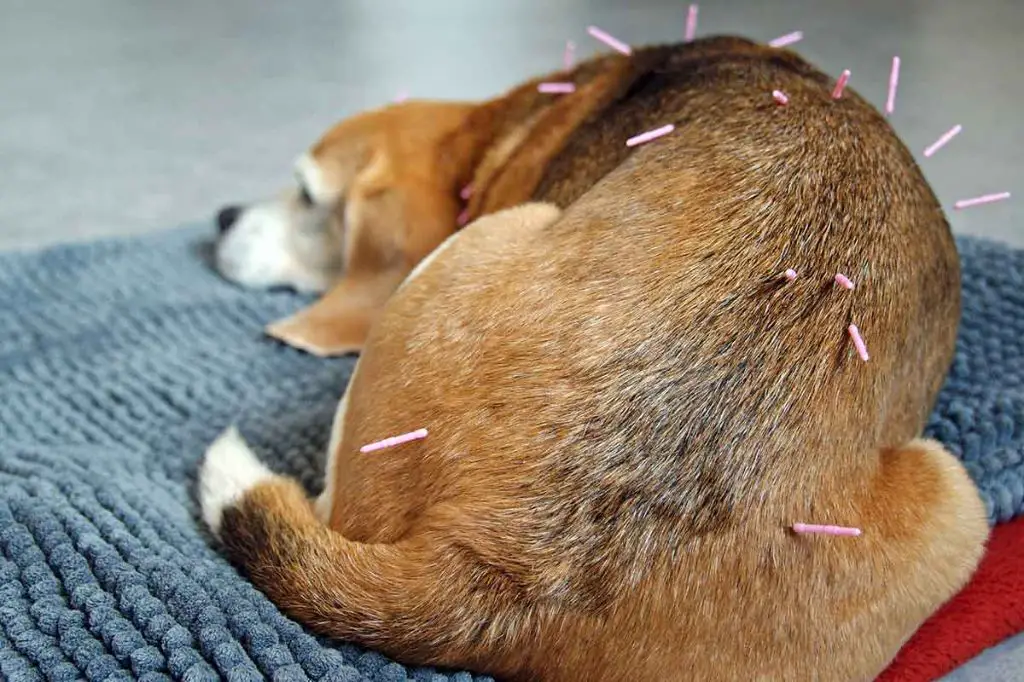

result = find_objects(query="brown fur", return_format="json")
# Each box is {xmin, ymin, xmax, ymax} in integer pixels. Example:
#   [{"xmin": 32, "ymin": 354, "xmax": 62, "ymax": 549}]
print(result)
[{"xmin": 211, "ymin": 37, "xmax": 988, "ymax": 680}]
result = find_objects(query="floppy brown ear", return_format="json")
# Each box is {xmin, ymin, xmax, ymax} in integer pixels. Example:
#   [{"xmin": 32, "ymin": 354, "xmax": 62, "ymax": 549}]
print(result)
[{"xmin": 265, "ymin": 272, "xmax": 396, "ymax": 356}]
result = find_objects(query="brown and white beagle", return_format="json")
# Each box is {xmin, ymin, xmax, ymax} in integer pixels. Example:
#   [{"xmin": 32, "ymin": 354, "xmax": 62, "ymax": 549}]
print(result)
[{"xmin": 201, "ymin": 37, "xmax": 988, "ymax": 681}]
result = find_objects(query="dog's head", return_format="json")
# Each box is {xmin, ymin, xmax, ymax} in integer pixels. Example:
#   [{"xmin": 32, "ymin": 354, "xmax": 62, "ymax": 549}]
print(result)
[
  {"xmin": 212, "ymin": 101, "xmax": 495, "ymax": 355},
  {"xmin": 212, "ymin": 68, "xmax": 597, "ymax": 356},
  {"xmin": 214, "ymin": 101, "xmax": 479, "ymax": 294}
]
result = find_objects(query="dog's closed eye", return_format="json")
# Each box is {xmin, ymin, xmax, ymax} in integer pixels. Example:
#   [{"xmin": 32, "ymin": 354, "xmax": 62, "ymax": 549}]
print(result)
[{"xmin": 297, "ymin": 181, "xmax": 315, "ymax": 207}]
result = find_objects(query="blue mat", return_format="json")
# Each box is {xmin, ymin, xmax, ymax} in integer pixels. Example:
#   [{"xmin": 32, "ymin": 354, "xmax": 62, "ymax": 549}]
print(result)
[{"xmin": 0, "ymin": 228, "xmax": 1021, "ymax": 681}]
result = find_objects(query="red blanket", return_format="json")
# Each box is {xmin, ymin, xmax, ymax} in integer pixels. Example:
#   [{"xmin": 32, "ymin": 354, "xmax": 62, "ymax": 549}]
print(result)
[{"xmin": 879, "ymin": 514, "xmax": 1024, "ymax": 681}]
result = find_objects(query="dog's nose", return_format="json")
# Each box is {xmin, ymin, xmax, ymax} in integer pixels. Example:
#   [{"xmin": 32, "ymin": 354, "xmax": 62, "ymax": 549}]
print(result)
[{"xmin": 216, "ymin": 205, "xmax": 243, "ymax": 235}]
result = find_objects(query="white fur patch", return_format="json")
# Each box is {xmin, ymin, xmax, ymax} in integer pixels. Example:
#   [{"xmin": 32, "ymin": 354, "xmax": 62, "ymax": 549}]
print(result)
[
  {"xmin": 296, "ymin": 153, "xmax": 341, "ymax": 205},
  {"xmin": 199, "ymin": 426, "xmax": 275, "ymax": 536},
  {"xmin": 215, "ymin": 199, "xmax": 336, "ymax": 292}
]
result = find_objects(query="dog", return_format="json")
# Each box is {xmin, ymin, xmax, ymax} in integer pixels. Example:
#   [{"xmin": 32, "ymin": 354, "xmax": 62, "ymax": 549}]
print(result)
[{"xmin": 200, "ymin": 37, "xmax": 988, "ymax": 681}]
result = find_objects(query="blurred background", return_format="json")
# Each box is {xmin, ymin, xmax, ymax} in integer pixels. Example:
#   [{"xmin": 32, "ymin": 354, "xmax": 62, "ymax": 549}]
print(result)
[{"xmin": 0, "ymin": 0, "xmax": 1020, "ymax": 250}]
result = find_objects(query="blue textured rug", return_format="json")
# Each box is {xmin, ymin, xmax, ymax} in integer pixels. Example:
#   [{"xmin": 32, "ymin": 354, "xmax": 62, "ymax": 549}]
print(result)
[{"xmin": 0, "ymin": 228, "xmax": 1021, "ymax": 681}]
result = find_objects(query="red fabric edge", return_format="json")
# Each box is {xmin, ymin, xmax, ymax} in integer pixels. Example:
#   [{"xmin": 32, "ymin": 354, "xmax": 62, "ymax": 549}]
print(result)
[{"xmin": 877, "ymin": 514, "xmax": 1024, "ymax": 681}]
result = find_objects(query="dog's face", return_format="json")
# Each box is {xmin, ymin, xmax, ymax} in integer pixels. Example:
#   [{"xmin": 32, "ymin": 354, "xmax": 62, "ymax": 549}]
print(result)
[
  {"xmin": 214, "ymin": 101, "xmax": 481, "ymax": 355},
  {"xmin": 214, "ymin": 102, "xmax": 477, "ymax": 294},
  {"xmin": 213, "ymin": 153, "xmax": 350, "ymax": 292}
]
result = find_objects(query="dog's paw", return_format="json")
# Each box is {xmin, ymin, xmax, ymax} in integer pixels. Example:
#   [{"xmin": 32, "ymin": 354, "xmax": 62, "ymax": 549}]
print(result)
[{"xmin": 199, "ymin": 426, "xmax": 274, "ymax": 537}]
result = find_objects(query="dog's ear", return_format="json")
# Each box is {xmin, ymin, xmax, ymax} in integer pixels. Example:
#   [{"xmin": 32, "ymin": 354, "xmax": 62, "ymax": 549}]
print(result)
[{"xmin": 265, "ymin": 271, "xmax": 398, "ymax": 356}]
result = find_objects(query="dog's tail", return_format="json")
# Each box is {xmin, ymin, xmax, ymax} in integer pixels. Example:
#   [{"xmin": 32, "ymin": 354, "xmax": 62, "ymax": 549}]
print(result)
[{"xmin": 197, "ymin": 427, "xmax": 504, "ymax": 669}]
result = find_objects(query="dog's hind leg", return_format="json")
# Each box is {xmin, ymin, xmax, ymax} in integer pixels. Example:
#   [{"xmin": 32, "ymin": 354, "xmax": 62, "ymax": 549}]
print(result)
[
  {"xmin": 313, "ymin": 202, "xmax": 564, "ymax": 543},
  {"xmin": 797, "ymin": 439, "xmax": 989, "ymax": 681}
]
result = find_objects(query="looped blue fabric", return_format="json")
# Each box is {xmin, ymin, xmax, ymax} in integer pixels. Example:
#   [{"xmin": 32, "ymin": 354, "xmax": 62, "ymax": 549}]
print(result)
[{"xmin": 0, "ymin": 227, "xmax": 1021, "ymax": 680}]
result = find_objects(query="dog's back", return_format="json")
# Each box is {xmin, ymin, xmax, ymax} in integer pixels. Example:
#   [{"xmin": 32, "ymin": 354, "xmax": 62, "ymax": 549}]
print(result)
[{"xmin": 203, "ymin": 38, "xmax": 987, "ymax": 681}]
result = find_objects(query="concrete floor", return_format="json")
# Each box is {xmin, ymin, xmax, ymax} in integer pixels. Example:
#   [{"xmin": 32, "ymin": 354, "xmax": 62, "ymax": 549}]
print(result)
[{"xmin": 0, "ymin": 0, "xmax": 1020, "ymax": 251}]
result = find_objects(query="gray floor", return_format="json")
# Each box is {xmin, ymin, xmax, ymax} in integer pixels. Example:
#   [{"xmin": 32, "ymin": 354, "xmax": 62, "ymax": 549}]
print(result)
[
  {"xmin": 0, "ymin": 1, "xmax": 1020, "ymax": 678},
  {"xmin": 0, "ymin": 0, "xmax": 1020, "ymax": 251},
  {"xmin": 943, "ymin": 631, "xmax": 1024, "ymax": 682}
]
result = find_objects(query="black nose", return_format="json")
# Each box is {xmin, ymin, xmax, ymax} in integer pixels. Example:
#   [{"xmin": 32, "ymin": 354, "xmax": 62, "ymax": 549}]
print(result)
[{"xmin": 216, "ymin": 205, "xmax": 243, "ymax": 235}]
